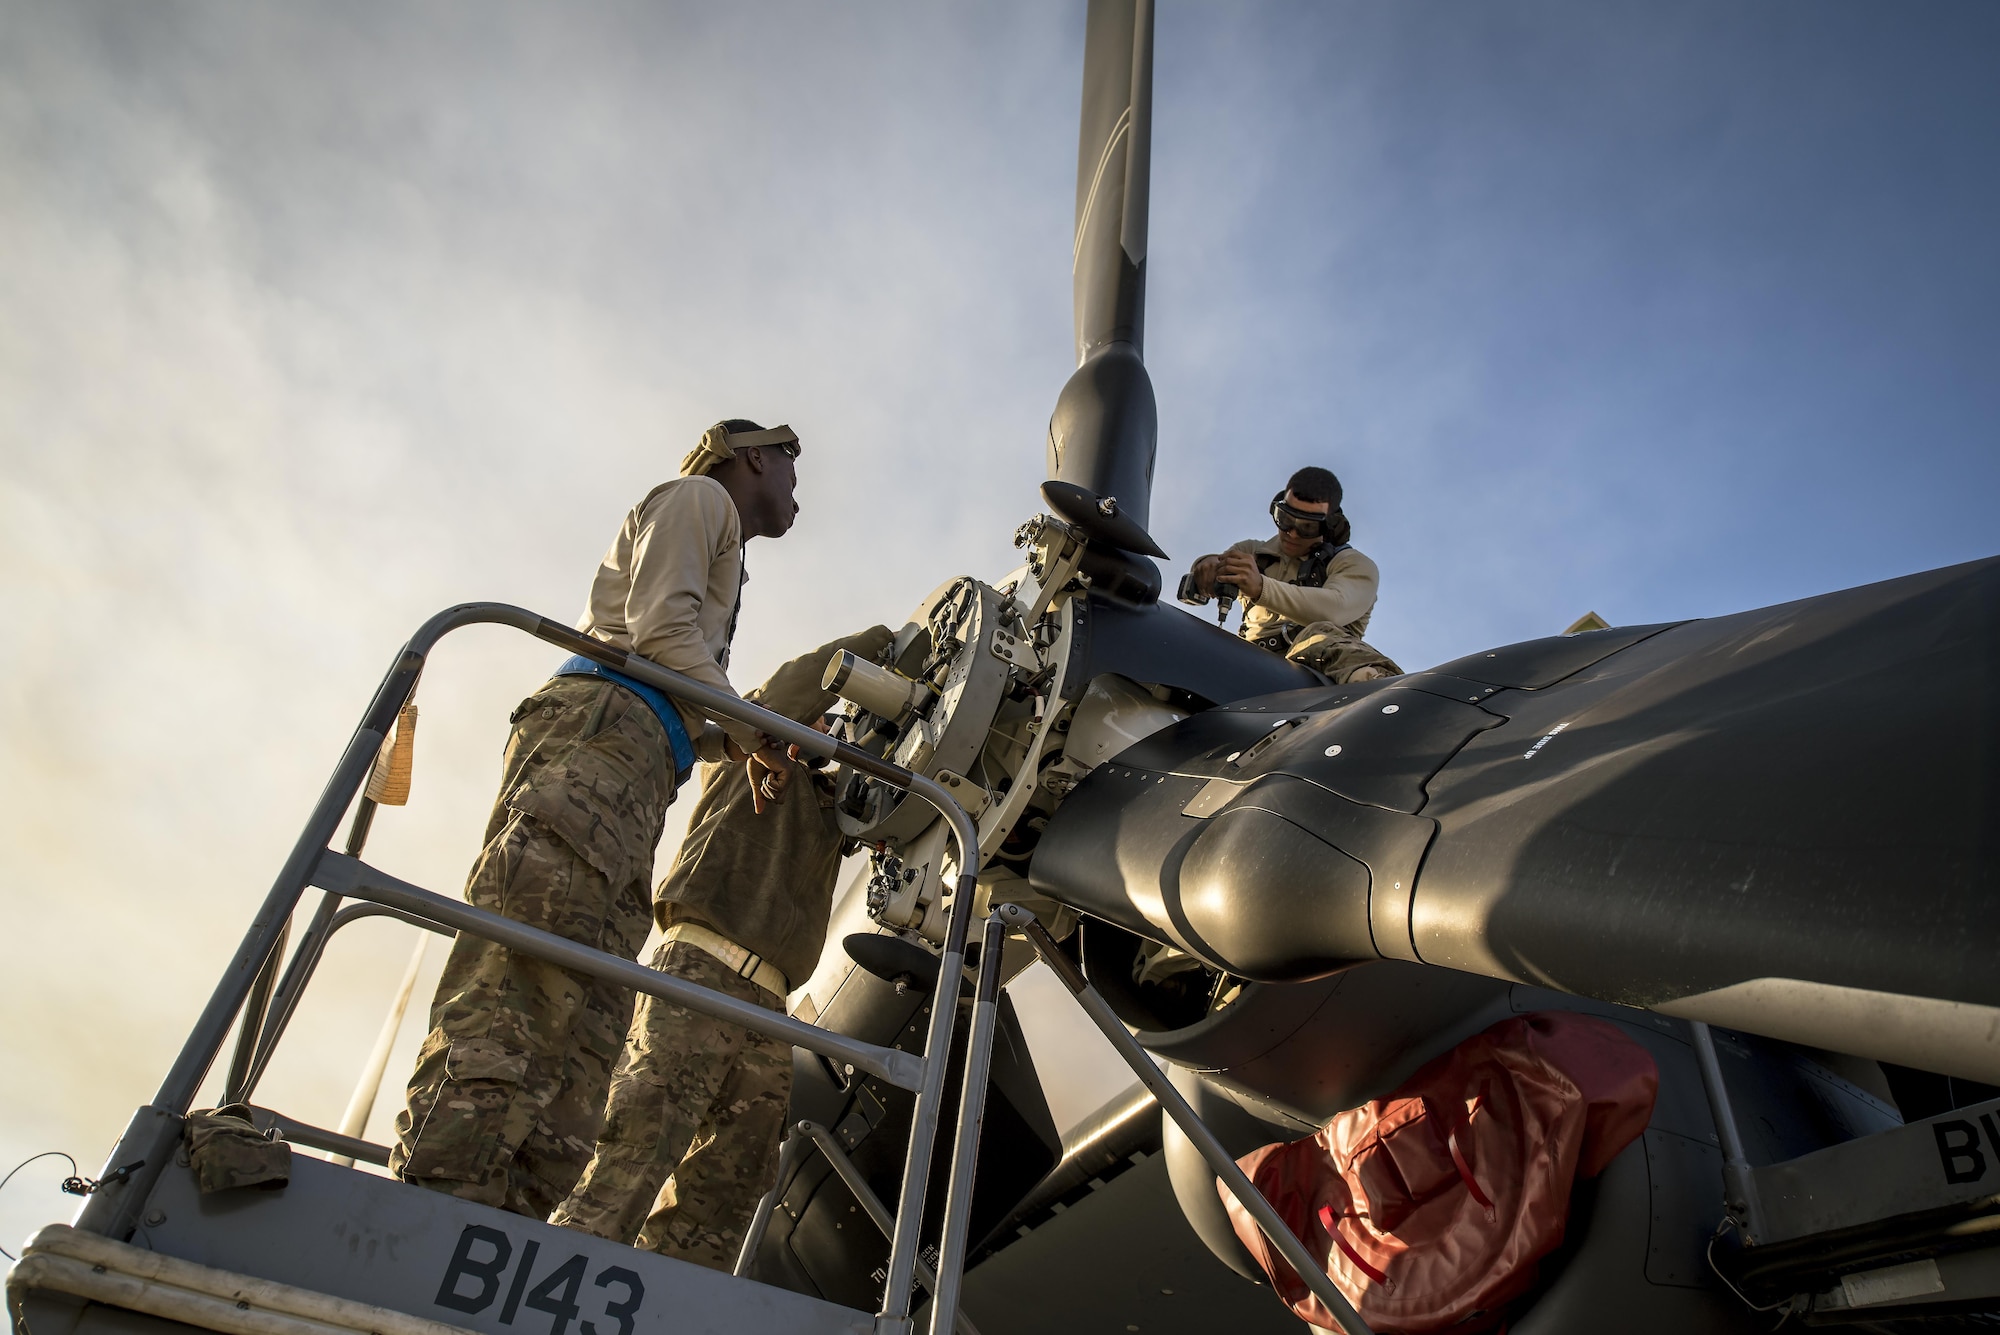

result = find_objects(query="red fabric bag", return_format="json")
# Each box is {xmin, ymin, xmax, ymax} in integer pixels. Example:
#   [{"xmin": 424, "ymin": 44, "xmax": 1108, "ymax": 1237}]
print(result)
[{"xmin": 1218, "ymin": 1011, "xmax": 1658, "ymax": 1333}]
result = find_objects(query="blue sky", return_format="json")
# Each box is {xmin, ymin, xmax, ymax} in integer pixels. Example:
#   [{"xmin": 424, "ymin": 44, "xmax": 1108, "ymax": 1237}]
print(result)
[
  {"xmin": 2, "ymin": 1, "xmax": 1995, "ymax": 1244},
  {"xmin": 1142, "ymin": 2, "xmax": 1999, "ymax": 662}
]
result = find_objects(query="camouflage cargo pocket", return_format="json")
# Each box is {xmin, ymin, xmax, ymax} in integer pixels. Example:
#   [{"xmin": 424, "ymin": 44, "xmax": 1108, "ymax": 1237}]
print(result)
[
  {"xmin": 445, "ymin": 1037, "xmax": 531, "ymax": 1084},
  {"xmin": 400, "ymin": 1038, "xmax": 532, "ymax": 1184},
  {"xmin": 505, "ymin": 686, "xmax": 675, "ymax": 890}
]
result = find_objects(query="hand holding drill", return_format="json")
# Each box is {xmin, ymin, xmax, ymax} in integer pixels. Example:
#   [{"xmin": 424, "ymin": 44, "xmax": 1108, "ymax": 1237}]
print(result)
[{"xmin": 1178, "ymin": 552, "xmax": 1264, "ymax": 621}]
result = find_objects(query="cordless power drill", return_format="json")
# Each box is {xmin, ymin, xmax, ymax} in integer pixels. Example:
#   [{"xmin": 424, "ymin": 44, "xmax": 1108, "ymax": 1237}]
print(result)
[{"xmin": 1176, "ymin": 567, "xmax": 1239, "ymax": 624}]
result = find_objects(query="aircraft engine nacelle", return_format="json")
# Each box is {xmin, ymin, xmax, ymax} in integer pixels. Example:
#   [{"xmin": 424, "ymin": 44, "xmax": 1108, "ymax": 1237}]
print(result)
[{"xmin": 1029, "ymin": 554, "xmax": 2000, "ymax": 1085}]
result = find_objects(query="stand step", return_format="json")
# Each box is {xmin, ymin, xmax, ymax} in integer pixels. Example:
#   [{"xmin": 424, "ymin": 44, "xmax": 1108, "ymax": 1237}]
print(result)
[{"xmin": 9, "ymin": 1154, "xmax": 871, "ymax": 1335}]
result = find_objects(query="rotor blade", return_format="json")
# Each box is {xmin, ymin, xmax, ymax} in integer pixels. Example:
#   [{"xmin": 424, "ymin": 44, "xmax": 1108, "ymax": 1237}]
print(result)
[
  {"xmin": 1072, "ymin": 0, "xmax": 1152, "ymax": 362},
  {"xmin": 1047, "ymin": 0, "xmax": 1162, "ymax": 546}
]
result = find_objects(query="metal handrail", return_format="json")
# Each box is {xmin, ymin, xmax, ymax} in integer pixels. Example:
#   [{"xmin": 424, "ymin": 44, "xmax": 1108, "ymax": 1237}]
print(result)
[
  {"xmin": 924, "ymin": 913, "xmax": 1009, "ymax": 1335},
  {"xmin": 310, "ymin": 851, "xmax": 923, "ymax": 1090},
  {"xmin": 66, "ymin": 599, "xmax": 1355, "ymax": 1335},
  {"xmin": 221, "ymin": 924, "xmax": 289, "ymax": 1106},
  {"xmin": 75, "ymin": 603, "xmax": 982, "ymax": 1328},
  {"xmin": 249, "ymin": 1108, "xmax": 392, "ymax": 1168},
  {"xmin": 998, "ymin": 904, "xmax": 1378, "ymax": 1335},
  {"xmin": 237, "ymin": 801, "xmax": 395, "ymax": 1102},
  {"xmin": 239, "ymin": 897, "xmax": 454, "ymax": 1103},
  {"xmin": 1691, "ymin": 1020, "xmax": 1768, "ymax": 1242}
]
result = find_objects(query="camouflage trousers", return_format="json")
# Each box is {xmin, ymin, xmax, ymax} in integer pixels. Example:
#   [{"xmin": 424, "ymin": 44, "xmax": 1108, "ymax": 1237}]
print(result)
[
  {"xmin": 390, "ymin": 677, "xmax": 674, "ymax": 1219},
  {"xmin": 551, "ymin": 939, "xmax": 792, "ymax": 1271},
  {"xmin": 1285, "ymin": 621, "xmax": 1404, "ymax": 683}
]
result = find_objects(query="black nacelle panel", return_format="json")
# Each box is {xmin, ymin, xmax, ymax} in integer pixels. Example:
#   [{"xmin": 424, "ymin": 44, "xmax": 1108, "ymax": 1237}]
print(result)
[
  {"xmin": 760, "ymin": 993, "xmax": 1060, "ymax": 1306},
  {"xmin": 1029, "ymin": 763, "xmax": 1216, "ymax": 949},
  {"xmin": 1235, "ymin": 779, "xmax": 1441, "ymax": 961},
  {"xmin": 1412, "ymin": 557, "xmax": 2000, "ymax": 1011},
  {"xmin": 1175, "ymin": 806, "xmax": 1374, "ymax": 980},
  {"xmin": 1107, "ymin": 677, "xmax": 1498, "ymax": 812},
  {"xmin": 1428, "ymin": 621, "xmax": 1681, "ymax": 689},
  {"xmin": 1039, "ymin": 555, "xmax": 2000, "ymax": 1023},
  {"xmin": 1241, "ymin": 685, "xmax": 1504, "ymax": 814},
  {"xmin": 1198, "ymin": 678, "xmax": 1404, "ymax": 719},
  {"xmin": 1031, "ymin": 765, "xmax": 1431, "ymax": 979},
  {"xmin": 1033, "ymin": 670, "xmax": 1495, "ymax": 976}
]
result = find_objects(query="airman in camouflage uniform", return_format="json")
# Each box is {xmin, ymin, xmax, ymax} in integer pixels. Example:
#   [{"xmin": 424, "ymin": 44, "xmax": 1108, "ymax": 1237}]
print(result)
[
  {"xmin": 390, "ymin": 420, "xmax": 805, "ymax": 1218},
  {"xmin": 552, "ymin": 625, "xmax": 894, "ymax": 1270},
  {"xmin": 388, "ymin": 680, "xmax": 674, "ymax": 1215}
]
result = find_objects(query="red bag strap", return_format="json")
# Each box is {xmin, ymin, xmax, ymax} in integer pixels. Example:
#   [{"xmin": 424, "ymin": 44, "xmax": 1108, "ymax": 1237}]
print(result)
[
  {"xmin": 1317, "ymin": 1204, "xmax": 1390, "ymax": 1289},
  {"xmin": 1446, "ymin": 1126, "xmax": 1496, "ymax": 1219}
]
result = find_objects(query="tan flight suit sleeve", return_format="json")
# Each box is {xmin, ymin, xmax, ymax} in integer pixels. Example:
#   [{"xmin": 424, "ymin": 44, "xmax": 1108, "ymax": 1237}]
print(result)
[
  {"xmin": 690, "ymin": 626, "xmax": 899, "ymax": 766},
  {"xmin": 747, "ymin": 625, "xmax": 898, "ymax": 725},
  {"xmin": 623, "ymin": 483, "xmax": 762, "ymax": 754},
  {"xmin": 1254, "ymin": 548, "xmax": 1381, "ymax": 630}
]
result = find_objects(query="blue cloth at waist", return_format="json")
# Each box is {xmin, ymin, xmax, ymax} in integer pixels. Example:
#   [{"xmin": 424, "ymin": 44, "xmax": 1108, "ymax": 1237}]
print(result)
[{"xmin": 552, "ymin": 654, "xmax": 696, "ymax": 784}]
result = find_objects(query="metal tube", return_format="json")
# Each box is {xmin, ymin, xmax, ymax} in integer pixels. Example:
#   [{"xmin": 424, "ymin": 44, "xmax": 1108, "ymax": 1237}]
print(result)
[
  {"xmin": 311, "ymin": 850, "xmax": 926, "ymax": 1091},
  {"xmin": 325, "ymin": 902, "xmax": 458, "ymax": 939},
  {"xmin": 150, "ymin": 601, "xmax": 975, "ymax": 1113},
  {"xmin": 243, "ymin": 901, "xmax": 454, "ymax": 1099},
  {"xmin": 244, "ymin": 788, "xmax": 376, "ymax": 1100},
  {"xmin": 1689, "ymin": 1020, "xmax": 1766, "ymax": 1242},
  {"xmin": 733, "ymin": 1127, "xmax": 817, "ymax": 1277},
  {"xmin": 222, "ymin": 921, "xmax": 289, "ymax": 1105},
  {"xmin": 126, "ymin": 598, "xmax": 983, "ymax": 1275},
  {"xmin": 823, "ymin": 650, "xmax": 927, "ymax": 721},
  {"xmin": 875, "ymin": 868, "xmax": 978, "ymax": 1334},
  {"xmin": 244, "ymin": 892, "xmax": 342, "ymax": 1098},
  {"xmin": 149, "ymin": 615, "xmax": 445, "ymax": 1117},
  {"xmin": 798, "ymin": 1124, "xmax": 898, "ymax": 1250},
  {"xmin": 999, "ymin": 905, "xmax": 1376, "ymax": 1335},
  {"xmin": 328, "ymin": 934, "xmax": 429, "ymax": 1166},
  {"xmin": 927, "ymin": 914, "xmax": 1008, "ymax": 1335},
  {"xmin": 250, "ymin": 1109, "xmax": 391, "ymax": 1167}
]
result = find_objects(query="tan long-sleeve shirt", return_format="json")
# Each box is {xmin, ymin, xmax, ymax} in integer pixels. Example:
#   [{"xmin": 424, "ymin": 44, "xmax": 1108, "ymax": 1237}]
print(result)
[
  {"xmin": 577, "ymin": 476, "xmax": 760, "ymax": 752},
  {"xmin": 1221, "ymin": 536, "xmax": 1380, "ymax": 644}
]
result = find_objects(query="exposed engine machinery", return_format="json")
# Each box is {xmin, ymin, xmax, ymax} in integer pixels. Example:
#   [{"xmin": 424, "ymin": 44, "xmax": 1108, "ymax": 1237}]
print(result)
[{"xmin": 820, "ymin": 500, "xmax": 1216, "ymax": 950}]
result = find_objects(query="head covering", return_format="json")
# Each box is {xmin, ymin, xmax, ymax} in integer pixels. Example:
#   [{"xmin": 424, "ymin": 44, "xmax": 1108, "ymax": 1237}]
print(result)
[{"xmin": 680, "ymin": 421, "xmax": 801, "ymax": 478}]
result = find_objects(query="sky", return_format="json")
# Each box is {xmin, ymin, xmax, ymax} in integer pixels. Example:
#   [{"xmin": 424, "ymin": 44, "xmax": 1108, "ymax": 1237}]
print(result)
[{"xmin": 2, "ymin": 1, "xmax": 1996, "ymax": 1251}]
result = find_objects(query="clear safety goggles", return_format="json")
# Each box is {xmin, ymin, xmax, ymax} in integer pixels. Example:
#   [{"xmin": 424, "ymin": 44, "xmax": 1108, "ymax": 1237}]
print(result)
[{"xmin": 1270, "ymin": 497, "xmax": 1330, "ymax": 538}]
